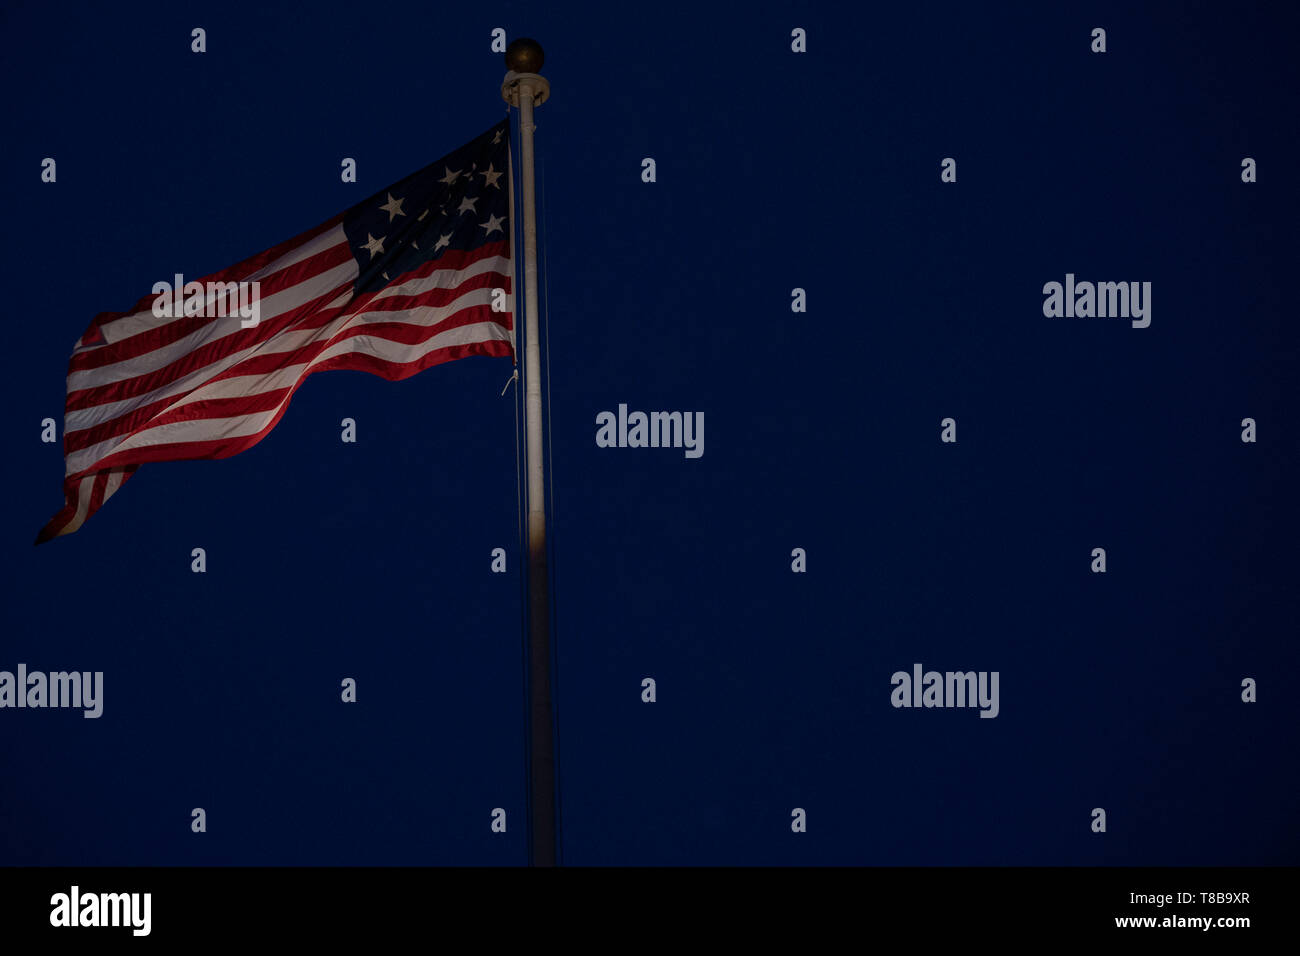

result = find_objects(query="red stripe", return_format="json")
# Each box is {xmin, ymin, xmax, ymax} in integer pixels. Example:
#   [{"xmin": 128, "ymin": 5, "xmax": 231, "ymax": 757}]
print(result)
[
  {"xmin": 64, "ymin": 288, "xmax": 510, "ymax": 456},
  {"xmin": 69, "ymin": 241, "xmax": 354, "ymax": 372},
  {"xmin": 82, "ymin": 338, "xmax": 512, "ymax": 473},
  {"xmin": 63, "ymin": 273, "xmax": 510, "ymax": 455},
  {"xmin": 65, "ymin": 279, "xmax": 354, "ymax": 412},
  {"xmin": 78, "ymin": 303, "xmax": 510, "ymax": 449},
  {"xmin": 323, "ymin": 303, "xmax": 510, "ymax": 347},
  {"xmin": 35, "ymin": 467, "xmax": 135, "ymax": 542},
  {"xmin": 186, "ymin": 295, "xmax": 510, "ymax": 383},
  {"xmin": 65, "ymin": 242, "xmax": 509, "ymax": 412},
  {"xmin": 251, "ymin": 261, "xmax": 511, "ymax": 341},
  {"xmin": 34, "ymin": 479, "xmax": 81, "ymax": 543},
  {"xmin": 357, "ymin": 270, "xmax": 508, "ymax": 314},
  {"xmin": 86, "ymin": 471, "xmax": 109, "ymax": 516},
  {"xmin": 310, "ymin": 338, "xmax": 514, "ymax": 381},
  {"xmin": 73, "ymin": 216, "xmax": 345, "ymax": 346},
  {"xmin": 67, "ymin": 256, "xmax": 508, "ymax": 420}
]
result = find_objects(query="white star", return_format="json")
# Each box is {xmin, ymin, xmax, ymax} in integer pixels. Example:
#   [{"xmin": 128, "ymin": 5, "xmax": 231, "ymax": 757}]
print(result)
[
  {"xmin": 362, "ymin": 233, "xmax": 385, "ymax": 259},
  {"xmin": 480, "ymin": 163, "xmax": 503, "ymax": 189},
  {"xmin": 417, "ymin": 209, "xmax": 428, "ymax": 221},
  {"xmin": 379, "ymin": 192, "xmax": 405, "ymax": 222},
  {"xmin": 433, "ymin": 232, "xmax": 452, "ymax": 252},
  {"xmin": 492, "ymin": 129, "xmax": 503, "ymax": 144},
  {"xmin": 439, "ymin": 166, "xmax": 462, "ymax": 185},
  {"xmin": 458, "ymin": 195, "xmax": 478, "ymax": 214},
  {"xmin": 480, "ymin": 213, "xmax": 505, "ymax": 236}
]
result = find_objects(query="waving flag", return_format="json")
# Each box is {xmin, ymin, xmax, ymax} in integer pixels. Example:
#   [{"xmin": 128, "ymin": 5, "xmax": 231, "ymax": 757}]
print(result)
[{"xmin": 38, "ymin": 120, "xmax": 513, "ymax": 542}]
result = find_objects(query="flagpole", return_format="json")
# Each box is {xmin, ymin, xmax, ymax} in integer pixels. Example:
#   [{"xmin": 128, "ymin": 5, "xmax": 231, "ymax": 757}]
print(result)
[{"xmin": 501, "ymin": 38, "xmax": 556, "ymax": 867}]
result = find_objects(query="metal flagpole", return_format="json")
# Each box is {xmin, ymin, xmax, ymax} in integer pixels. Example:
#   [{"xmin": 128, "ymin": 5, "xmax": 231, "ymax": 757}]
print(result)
[{"xmin": 501, "ymin": 38, "xmax": 556, "ymax": 867}]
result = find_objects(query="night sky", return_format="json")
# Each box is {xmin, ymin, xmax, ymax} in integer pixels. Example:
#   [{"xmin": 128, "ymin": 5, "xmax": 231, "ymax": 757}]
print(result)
[{"xmin": 2, "ymin": 0, "xmax": 1297, "ymax": 865}]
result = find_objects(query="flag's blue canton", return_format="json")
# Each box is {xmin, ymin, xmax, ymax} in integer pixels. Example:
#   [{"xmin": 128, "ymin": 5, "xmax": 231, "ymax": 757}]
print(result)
[{"xmin": 341, "ymin": 119, "xmax": 510, "ymax": 295}]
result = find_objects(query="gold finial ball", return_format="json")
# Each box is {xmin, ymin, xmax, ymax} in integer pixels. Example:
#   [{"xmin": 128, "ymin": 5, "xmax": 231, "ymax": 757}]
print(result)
[{"xmin": 505, "ymin": 38, "xmax": 544, "ymax": 74}]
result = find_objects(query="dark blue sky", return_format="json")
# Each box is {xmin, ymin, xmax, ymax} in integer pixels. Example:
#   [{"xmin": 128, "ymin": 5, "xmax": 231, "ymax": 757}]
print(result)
[{"xmin": 2, "ymin": 0, "xmax": 1297, "ymax": 865}]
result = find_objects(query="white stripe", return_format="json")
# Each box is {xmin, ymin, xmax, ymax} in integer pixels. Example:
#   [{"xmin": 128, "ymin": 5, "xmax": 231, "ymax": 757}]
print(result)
[
  {"xmin": 244, "ymin": 227, "xmax": 349, "ymax": 282},
  {"xmin": 93, "ymin": 227, "xmax": 350, "ymax": 345},
  {"xmin": 160, "ymin": 312, "xmax": 511, "ymax": 415},
  {"xmin": 86, "ymin": 320, "xmax": 510, "ymax": 461},
  {"xmin": 311, "ymin": 312, "xmax": 511, "ymax": 368},
  {"xmin": 61, "ymin": 476, "xmax": 95, "ymax": 534},
  {"xmin": 64, "ymin": 259, "xmax": 510, "ymax": 434},
  {"xmin": 247, "ymin": 282, "xmax": 507, "ymax": 364},
  {"xmin": 68, "ymin": 254, "xmax": 507, "ymax": 394},
  {"xmin": 64, "ymin": 293, "xmax": 509, "ymax": 475},
  {"xmin": 68, "ymin": 259, "xmax": 360, "ymax": 391},
  {"xmin": 178, "ymin": 314, "xmax": 509, "ymax": 413},
  {"xmin": 367, "ymin": 255, "xmax": 511, "ymax": 303}
]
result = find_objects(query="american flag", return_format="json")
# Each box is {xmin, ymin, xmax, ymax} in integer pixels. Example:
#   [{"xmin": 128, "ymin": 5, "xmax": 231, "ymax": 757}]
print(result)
[{"xmin": 38, "ymin": 120, "xmax": 514, "ymax": 543}]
